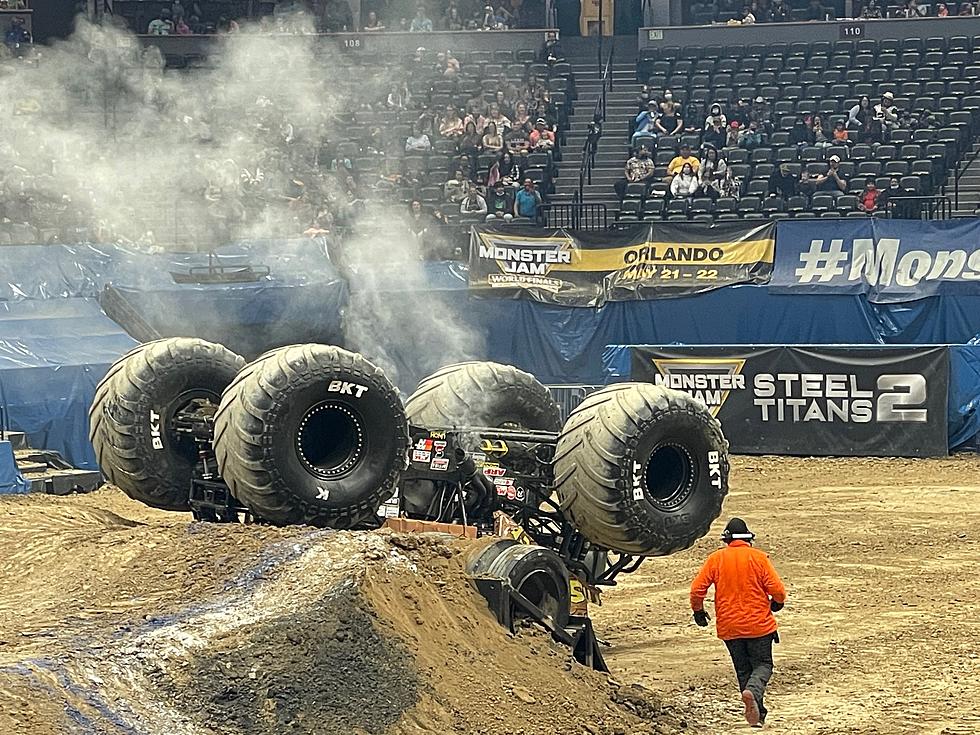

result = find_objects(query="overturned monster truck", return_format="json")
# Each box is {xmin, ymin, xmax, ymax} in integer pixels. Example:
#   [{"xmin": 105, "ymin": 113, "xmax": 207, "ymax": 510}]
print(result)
[{"xmin": 90, "ymin": 339, "xmax": 730, "ymax": 666}]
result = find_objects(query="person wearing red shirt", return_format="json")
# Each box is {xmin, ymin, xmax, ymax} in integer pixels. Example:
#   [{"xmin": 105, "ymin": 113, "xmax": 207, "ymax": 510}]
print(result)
[
  {"xmin": 859, "ymin": 178, "xmax": 881, "ymax": 212},
  {"xmin": 691, "ymin": 518, "xmax": 787, "ymax": 727},
  {"xmin": 528, "ymin": 118, "xmax": 555, "ymax": 151}
]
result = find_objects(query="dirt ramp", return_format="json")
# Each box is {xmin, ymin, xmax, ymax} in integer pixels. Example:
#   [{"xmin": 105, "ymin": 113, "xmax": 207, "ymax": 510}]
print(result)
[{"xmin": 0, "ymin": 489, "xmax": 683, "ymax": 735}]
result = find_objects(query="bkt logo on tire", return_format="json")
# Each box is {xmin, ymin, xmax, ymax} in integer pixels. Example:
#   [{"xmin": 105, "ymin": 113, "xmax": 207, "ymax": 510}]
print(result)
[{"xmin": 327, "ymin": 380, "xmax": 369, "ymax": 398}]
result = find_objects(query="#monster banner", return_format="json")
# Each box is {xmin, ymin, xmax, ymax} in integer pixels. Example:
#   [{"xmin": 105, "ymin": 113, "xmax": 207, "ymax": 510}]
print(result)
[
  {"xmin": 468, "ymin": 222, "xmax": 775, "ymax": 307},
  {"xmin": 630, "ymin": 345, "xmax": 950, "ymax": 457}
]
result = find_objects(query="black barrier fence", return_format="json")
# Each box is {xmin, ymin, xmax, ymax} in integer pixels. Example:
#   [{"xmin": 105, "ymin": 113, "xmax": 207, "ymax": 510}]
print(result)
[{"xmin": 629, "ymin": 345, "xmax": 950, "ymax": 457}]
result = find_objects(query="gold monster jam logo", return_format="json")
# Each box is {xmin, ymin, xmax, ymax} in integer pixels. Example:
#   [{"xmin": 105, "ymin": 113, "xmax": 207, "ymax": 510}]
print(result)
[{"xmin": 652, "ymin": 358, "xmax": 747, "ymax": 417}]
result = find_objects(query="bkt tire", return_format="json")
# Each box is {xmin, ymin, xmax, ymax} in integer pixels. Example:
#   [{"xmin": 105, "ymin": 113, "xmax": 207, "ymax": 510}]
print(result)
[
  {"xmin": 553, "ymin": 383, "xmax": 729, "ymax": 557},
  {"xmin": 88, "ymin": 338, "xmax": 245, "ymax": 510},
  {"xmin": 405, "ymin": 361, "xmax": 561, "ymax": 431},
  {"xmin": 213, "ymin": 344, "xmax": 408, "ymax": 527}
]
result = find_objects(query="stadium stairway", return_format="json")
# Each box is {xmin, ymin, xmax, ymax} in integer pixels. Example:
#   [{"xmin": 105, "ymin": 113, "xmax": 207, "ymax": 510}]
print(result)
[
  {"xmin": 952, "ymin": 140, "xmax": 980, "ymax": 216},
  {"xmin": 554, "ymin": 38, "xmax": 643, "ymax": 214}
]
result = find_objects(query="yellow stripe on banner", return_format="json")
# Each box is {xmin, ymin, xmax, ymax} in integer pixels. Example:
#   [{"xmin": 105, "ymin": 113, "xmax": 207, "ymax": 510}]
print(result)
[{"xmin": 554, "ymin": 238, "xmax": 775, "ymax": 272}]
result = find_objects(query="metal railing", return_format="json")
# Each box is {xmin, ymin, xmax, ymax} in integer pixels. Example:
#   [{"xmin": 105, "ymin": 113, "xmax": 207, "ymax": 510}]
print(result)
[
  {"xmin": 546, "ymin": 385, "xmax": 604, "ymax": 422},
  {"xmin": 574, "ymin": 46, "xmax": 614, "ymax": 209},
  {"xmin": 887, "ymin": 195, "xmax": 952, "ymax": 220},
  {"xmin": 953, "ymin": 143, "xmax": 980, "ymax": 210},
  {"xmin": 541, "ymin": 202, "xmax": 609, "ymax": 230}
]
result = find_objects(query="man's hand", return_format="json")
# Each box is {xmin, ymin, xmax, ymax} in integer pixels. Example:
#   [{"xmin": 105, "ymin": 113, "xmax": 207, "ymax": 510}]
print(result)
[
  {"xmin": 770, "ymin": 600, "xmax": 784, "ymax": 612},
  {"xmin": 693, "ymin": 609, "xmax": 710, "ymax": 627}
]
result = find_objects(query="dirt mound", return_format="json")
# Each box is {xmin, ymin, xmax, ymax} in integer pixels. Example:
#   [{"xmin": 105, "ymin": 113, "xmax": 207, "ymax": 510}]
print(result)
[{"xmin": 0, "ymin": 489, "xmax": 683, "ymax": 735}]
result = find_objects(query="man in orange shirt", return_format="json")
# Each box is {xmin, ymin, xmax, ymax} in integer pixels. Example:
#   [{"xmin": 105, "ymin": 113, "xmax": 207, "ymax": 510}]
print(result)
[{"xmin": 691, "ymin": 518, "xmax": 786, "ymax": 727}]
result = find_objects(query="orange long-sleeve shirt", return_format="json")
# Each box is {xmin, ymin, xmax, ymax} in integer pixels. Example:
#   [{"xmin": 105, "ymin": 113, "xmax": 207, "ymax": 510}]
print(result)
[{"xmin": 690, "ymin": 540, "xmax": 786, "ymax": 641}]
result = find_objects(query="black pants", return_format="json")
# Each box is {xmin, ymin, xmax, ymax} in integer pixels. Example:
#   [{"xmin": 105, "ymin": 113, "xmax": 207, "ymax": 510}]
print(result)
[{"xmin": 724, "ymin": 633, "xmax": 776, "ymax": 723}]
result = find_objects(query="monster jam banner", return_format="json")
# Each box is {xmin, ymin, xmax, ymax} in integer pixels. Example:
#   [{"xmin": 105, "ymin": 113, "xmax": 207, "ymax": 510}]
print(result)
[
  {"xmin": 772, "ymin": 219, "xmax": 980, "ymax": 303},
  {"xmin": 630, "ymin": 345, "xmax": 949, "ymax": 457},
  {"xmin": 469, "ymin": 222, "xmax": 775, "ymax": 307}
]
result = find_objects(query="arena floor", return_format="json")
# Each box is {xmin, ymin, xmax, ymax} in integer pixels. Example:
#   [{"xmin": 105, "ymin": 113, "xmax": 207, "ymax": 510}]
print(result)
[
  {"xmin": 594, "ymin": 455, "xmax": 980, "ymax": 735},
  {"xmin": 0, "ymin": 455, "xmax": 977, "ymax": 734}
]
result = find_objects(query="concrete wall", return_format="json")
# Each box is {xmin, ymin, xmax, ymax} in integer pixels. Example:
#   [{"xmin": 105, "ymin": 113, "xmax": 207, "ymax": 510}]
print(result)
[
  {"xmin": 639, "ymin": 15, "xmax": 980, "ymax": 49},
  {"xmin": 138, "ymin": 29, "xmax": 553, "ymax": 59}
]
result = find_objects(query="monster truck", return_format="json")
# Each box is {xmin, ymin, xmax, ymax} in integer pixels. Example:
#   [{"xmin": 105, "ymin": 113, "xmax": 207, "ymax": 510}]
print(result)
[{"xmin": 90, "ymin": 339, "xmax": 729, "ymax": 667}]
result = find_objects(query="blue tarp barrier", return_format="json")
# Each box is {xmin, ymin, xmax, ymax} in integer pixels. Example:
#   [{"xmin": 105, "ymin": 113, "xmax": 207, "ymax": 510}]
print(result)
[
  {"xmin": 0, "ymin": 440, "xmax": 29, "ymax": 494},
  {"xmin": 0, "ymin": 299, "xmax": 137, "ymax": 468}
]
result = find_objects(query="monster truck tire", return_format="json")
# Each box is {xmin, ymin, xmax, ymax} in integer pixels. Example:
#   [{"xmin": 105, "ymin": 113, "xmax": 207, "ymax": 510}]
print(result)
[
  {"xmin": 553, "ymin": 383, "xmax": 729, "ymax": 557},
  {"xmin": 88, "ymin": 338, "xmax": 245, "ymax": 511},
  {"xmin": 468, "ymin": 541, "xmax": 571, "ymax": 631},
  {"xmin": 213, "ymin": 344, "xmax": 408, "ymax": 527},
  {"xmin": 405, "ymin": 361, "xmax": 561, "ymax": 431}
]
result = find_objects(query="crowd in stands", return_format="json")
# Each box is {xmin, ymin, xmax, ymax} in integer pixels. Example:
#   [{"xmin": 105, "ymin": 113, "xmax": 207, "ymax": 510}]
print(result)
[
  {"xmin": 134, "ymin": 0, "xmax": 544, "ymax": 35},
  {"xmin": 0, "ymin": 35, "xmax": 570, "ymax": 256},
  {"xmin": 687, "ymin": 0, "xmax": 980, "ymax": 23},
  {"xmin": 618, "ymin": 38, "xmax": 975, "ymax": 220}
]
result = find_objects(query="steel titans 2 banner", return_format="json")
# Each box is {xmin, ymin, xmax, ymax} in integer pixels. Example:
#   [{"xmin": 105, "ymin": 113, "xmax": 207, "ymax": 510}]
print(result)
[
  {"xmin": 630, "ymin": 345, "xmax": 949, "ymax": 457},
  {"xmin": 468, "ymin": 222, "xmax": 775, "ymax": 307}
]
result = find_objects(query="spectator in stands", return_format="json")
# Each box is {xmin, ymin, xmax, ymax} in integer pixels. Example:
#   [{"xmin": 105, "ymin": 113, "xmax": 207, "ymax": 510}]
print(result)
[
  {"xmin": 445, "ymin": 169, "xmax": 470, "ymax": 203},
  {"xmin": 937, "ymin": 2, "xmax": 949, "ymax": 16},
  {"xmin": 486, "ymin": 183, "xmax": 515, "ymax": 221},
  {"xmin": 769, "ymin": 0, "xmax": 789, "ymax": 21},
  {"xmin": 615, "ymin": 146, "xmax": 657, "ymax": 200},
  {"xmin": 459, "ymin": 121, "xmax": 483, "ymax": 168},
  {"xmin": 175, "ymin": 15, "xmax": 192, "ymax": 34},
  {"xmin": 861, "ymin": 0, "xmax": 882, "ymax": 16},
  {"xmin": 833, "ymin": 120, "xmax": 850, "ymax": 145},
  {"xmin": 739, "ymin": 120, "xmax": 765, "ymax": 150},
  {"xmin": 148, "ymin": 9, "xmax": 175, "ymax": 34},
  {"xmin": 529, "ymin": 119, "xmax": 555, "ymax": 151},
  {"xmin": 752, "ymin": 97, "xmax": 772, "ymax": 130},
  {"xmin": 633, "ymin": 101, "xmax": 660, "ymax": 146},
  {"xmin": 898, "ymin": 0, "xmax": 926, "ymax": 16},
  {"xmin": 489, "ymin": 151, "xmax": 522, "ymax": 187},
  {"xmin": 460, "ymin": 188, "xmax": 488, "ymax": 215},
  {"xmin": 506, "ymin": 126, "xmax": 532, "ymax": 156},
  {"xmin": 768, "ymin": 163, "xmax": 799, "ymax": 197},
  {"xmin": 789, "ymin": 118, "xmax": 814, "ymax": 147},
  {"xmin": 805, "ymin": 0, "xmax": 827, "ymax": 19},
  {"xmin": 857, "ymin": 115, "xmax": 884, "ymax": 144},
  {"xmin": 656, "ymin": 105, "xmax": 683, "ymax": 137},
  {"xmin": 876, "ymin": 177, "xmax": 901, "ymax": 212},
  {"xmin": 408, "ymin": 199, "xmax": 435, "ymax": 238},
  {"xmin": 444, "ymin": 51, "xmax": 461, "ymax": 76},
  {"xmin": 705, "ymin": 104, "xmax": 728, "ymax": 130},
  {"xmin": 540, "ymin": 30, "xmax": 564, "ymax": 63},
  {"xmin": 513, "ymin": 102, "xmax": 532, "ymax": 132},
  {"xmin": 738, "ymin": 5, "xmax": 757, "ymax": 22},
  {"xmin": 488, "ymin": 103, "xmax": 512, "ymax": 132},
  {"xmin": 699, "ymin": 148, "xmax": 731, "ymax": 198},
  {"xmin": 726, "ymin": 122, "xmax": 742, "ymax": 147},
  {"xmin": 668, "ymin": 144, "xmax": 700, "ymax": 177},
  {"xmin": 411, "ymin": 5, "xmax": 434, "ymax": 31},
  {"xmin": 514, "ymin": 179, "xmax": 543, "ymax": 221},
  {"xmin": 874, "ymin": 92, "xmax": 899, "ymax": 132},
  {"xmin": 859, "ymin": 178, "xmax": 881, "ymax": 213},
  {"xmin": 386, "ymin": 82, "xmax": 410, "ymax": 110},
  {"xmin": 671, "ymin": 163, "xmax": 700, "ymax": 198},
  {"xmin": 439, "ymin": 105, "xmax": 465, "ymax": 138},
  {"xmin": 703, "ymin": 118, "xmax": 727, "ymax": 150},
  {"xmin": 848, "ymin": 96, "xmax": 873, "ymax": 128},
  {"xmin": 494, "ymin": 90, "xmax": 514, "ymax": 120},
  {"xmin": 364, "ymin": 11, "xmax": 385, "ymax": 30},
  {"xmin": 405, "ymin": 123, "xmax": 432, "ymax": 152},
  {"xmin": 958, "ymin": 2, "xmax": 977, "ymax": 14},
  {"xmin": 444, "ymin": 5, "xmax": 465, "ymax": 29},
  {"xmin": 660, "ymin": 91, "xmax": 680, "ymax": 117},
  {"xmin": 810, "ymin": 115, "xmax": 832, "ymax": 148},
  {"xmin": 730, "ymin": 99, "xmax": 752, "ymax": 128},
  {"xmin": 482, "ymin": 122, "xmax": 504, "ymax": 153},
  {"xmin": 801, "ymin": 154, "xmax": 847, "ymax": 198}
]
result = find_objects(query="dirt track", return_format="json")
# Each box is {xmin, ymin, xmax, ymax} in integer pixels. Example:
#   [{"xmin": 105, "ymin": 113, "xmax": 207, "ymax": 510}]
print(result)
[
  {"xmin": 593, "ymin": 455, "xmax": 980, "ymax": 735},
  {"xmin": 1, "ymin": 455, "xmax": 978, "ymax": 734}
]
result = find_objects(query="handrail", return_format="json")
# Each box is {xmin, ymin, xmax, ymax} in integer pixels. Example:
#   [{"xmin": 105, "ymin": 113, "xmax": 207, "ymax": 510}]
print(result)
[
  {"xmin": 954, "ymin": 144, "xmax": 980, "ymax": 211},
  {"xmin": 575, "ymin": 45, "xmax": 614, "ymax": 222}
]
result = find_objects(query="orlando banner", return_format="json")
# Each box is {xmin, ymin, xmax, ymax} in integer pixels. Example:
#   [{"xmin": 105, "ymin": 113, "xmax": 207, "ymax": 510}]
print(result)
[
  {"xmin": 468, "ymin": 222, "xmax": 775, "ymax": 307},
  {"xmin": 630, "ymin": 345, "xmax": 949, "ymax": 457},
  {"xmin": 772, "ymin": 219, "xmax": 980, "ymax": 303}
]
